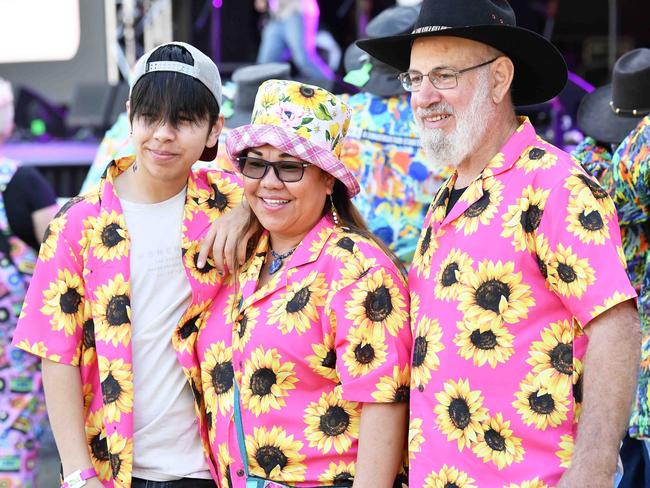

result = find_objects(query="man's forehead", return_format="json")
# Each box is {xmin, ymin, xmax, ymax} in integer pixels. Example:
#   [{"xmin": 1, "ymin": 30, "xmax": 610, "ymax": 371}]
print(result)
[{"xmin": 409, "ymin": 36, "xmax": 487, "ymax": 70}]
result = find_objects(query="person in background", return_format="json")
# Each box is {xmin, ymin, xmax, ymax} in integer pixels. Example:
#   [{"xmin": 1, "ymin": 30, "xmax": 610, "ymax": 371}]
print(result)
[
  {"xmin": 340, "ymin": 4, "xmax": 451, "ymax": 265},
  {"xmin": 358, "ymin": 0, "xmax": 640, "ymax": 485},
  {"xmin": 574, "ymin": 47, "xmax": 650, "ymax": 488},
  {"xmin": 255, "ymin": 0, "xmax": 334, "ymax": 81},
  {"xmin": 197, "ymin": 79, "xmax": 411, "ymax": 487},
  {"xmin": 0, "ymin": 77, "xmax": 59, "ymax": 488},
  {"xmin": 11, "ymin": 42, "xmax": 248, "ymax": 488},
  {"xmin": 612, "ymin": 112, "xmax": 650, "ymax": 488}
]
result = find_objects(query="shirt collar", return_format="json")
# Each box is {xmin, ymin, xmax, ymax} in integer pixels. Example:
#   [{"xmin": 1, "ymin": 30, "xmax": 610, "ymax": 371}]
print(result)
[{"xmin": 479, "ymin": 116, "xmax": 538, "ymax": 179}]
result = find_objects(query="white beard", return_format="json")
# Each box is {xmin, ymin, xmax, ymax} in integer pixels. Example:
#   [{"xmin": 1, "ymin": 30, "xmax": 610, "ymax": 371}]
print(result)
[{"xmin": 415, "ymin": 70, "xmax": 494, "ymax": 170}]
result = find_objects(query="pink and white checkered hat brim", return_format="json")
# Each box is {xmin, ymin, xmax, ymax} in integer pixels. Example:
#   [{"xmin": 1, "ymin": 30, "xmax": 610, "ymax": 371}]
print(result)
[{"xmin": 226, "ymin": 124, "xmax": 360, "ymax": 198}]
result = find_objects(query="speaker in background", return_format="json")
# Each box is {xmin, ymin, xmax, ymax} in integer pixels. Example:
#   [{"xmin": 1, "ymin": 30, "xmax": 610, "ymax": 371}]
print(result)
[
  {"xmin": 108, "ymin": 82, "xmax": 129, "ymax": 127},
  {"xmin": 66, "ymin": 82, "xmax": 115, "ymax": 133},
  {"xmin": 13, "ymin": 86, "xmax": 68, "ymax": 139}
]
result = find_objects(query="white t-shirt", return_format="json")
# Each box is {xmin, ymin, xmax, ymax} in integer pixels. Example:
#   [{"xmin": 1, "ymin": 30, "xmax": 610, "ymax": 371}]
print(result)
[{"xmin": 121, "ymin": 187, "xmax": 211, "ymax": 481}]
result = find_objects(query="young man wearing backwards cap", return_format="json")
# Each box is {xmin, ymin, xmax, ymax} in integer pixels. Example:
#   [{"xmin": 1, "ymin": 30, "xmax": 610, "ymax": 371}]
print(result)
[
  {"xmin": 12, "ymin": 42, "xmax": 246, "ymax": 488},
  {"xmin": 358, "ymin": 0, "xmax": 640, "ymax": 486}
]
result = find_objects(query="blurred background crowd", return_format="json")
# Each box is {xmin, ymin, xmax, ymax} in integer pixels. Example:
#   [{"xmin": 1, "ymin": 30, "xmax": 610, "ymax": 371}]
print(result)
[{"xmin": 0, "ymin": 0, "xmax": 648, "ymax": 487}]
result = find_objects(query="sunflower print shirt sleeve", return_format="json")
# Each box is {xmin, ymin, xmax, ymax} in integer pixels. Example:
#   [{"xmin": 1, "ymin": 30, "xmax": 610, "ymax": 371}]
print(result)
[
  {"xmin": 328, "ymin": 259, "xmax": 412, "ymax": 403},
  {"xmin": 12, "ymin": 225, "xmax": 86, "ymax": 366},
  {"xmin": 533, "ymin": 167, "xmax": 636, "ymax": 327}
]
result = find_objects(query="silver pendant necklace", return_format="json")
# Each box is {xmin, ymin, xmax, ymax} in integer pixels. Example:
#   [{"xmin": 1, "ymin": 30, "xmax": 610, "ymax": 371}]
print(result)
[{"xmin": 268, "ymin": 247, "xmax": 297, "ymax": 275}]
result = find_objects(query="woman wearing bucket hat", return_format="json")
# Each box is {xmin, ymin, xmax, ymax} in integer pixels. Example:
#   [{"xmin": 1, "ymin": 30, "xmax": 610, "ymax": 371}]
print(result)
[{"xmin": 196, "ymin": 80, "xmax": 412, "ymax": 488}]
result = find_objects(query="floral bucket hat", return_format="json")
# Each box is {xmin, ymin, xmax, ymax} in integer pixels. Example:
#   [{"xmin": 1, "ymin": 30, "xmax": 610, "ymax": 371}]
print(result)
[{"xmin": 226, "ymin": 79, "xmax": 360, "ymax": 197}]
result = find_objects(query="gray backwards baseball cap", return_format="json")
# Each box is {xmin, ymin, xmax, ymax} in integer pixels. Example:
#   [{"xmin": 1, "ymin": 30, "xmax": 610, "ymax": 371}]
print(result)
[{"xmin": 129, "ymin": 41, "xmax": 223, "ymax": 160}]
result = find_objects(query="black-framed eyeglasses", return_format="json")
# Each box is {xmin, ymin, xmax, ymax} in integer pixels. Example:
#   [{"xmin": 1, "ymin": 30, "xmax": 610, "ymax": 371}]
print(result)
[
  {"xmin": 398, "ymin": 57, "xmax": 499, "ymax": 92},
  {"xmin": 236, "ymin": 156, "xmax": 311, "ymax": 183}
]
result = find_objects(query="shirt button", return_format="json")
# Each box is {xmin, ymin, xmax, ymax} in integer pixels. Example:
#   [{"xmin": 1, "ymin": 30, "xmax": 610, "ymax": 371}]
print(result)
[{"xmin": 236, "ymin": 469, "xmax": 245, "ymax": 477}]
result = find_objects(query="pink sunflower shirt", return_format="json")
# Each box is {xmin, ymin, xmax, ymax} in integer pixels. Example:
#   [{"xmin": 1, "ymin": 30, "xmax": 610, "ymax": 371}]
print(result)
[
  {"xmin": 12, "ymin": 156, "xmax": 243, "ymax": 488},
  {"xmin": 407, "ymin": 118, "xmax": 636, "ymax": 487},
  {"xmin": 196, "ymin": 216, "xmax": 412, "ymax": 488}
]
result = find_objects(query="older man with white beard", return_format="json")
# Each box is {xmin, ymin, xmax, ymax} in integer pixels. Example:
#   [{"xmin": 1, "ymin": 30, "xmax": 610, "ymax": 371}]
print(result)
[{"xmin": 359, "ymin": 0, "xmax": 641, "ymax": 486}]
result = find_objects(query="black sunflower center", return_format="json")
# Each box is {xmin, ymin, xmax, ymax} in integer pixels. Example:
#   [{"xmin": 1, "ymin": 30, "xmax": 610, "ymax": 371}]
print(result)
[
  {"xmin": 578, "ymin": 210, "xmax": 604, "ymax": 231},
  {"xmin": 449, "ymin": 398, "xmax": 471, "ymax": 430},
  {"xmin": 528, "ymin": 148, "xmax": 546, "ymax": 160},
  {"xmin": 322, "ymin": 349, "xmax": 336, "ymax": 369},
  {"xmin": 101, "ymin": 222, "xmax": 125, "ymax": 248},
  {"xmin": 536, "ymin": 255, "xmax": 548, "ymax": 279},
  {"xmin": 470, "ymin": 329, "xmax": 498, "ymax": 350},
  {"xmin": 354, "ymin": 343, "xmax": 375, "ymax": 365},
  {"xmin": 299, "ymin": 85, "xmax": 315, "ymax": 98},
  {"xmin": 412, "ymin": 337, "xmax": 428, "ymax": 368},
  {"xmin": 464, "ymin": 191, "xmax": 491, "ymax": 218},
  {"xmin": 236, "ymin": 315, "xmax": 248, "ymax": 339},
  {"xmin": 521, "ymin": 205, "xmax": 543, "ymax": 233},
  {"xmin": 286, "ymin": 287, "xmax": 311, "ymax": 313},
  {"xmin": 337, "ymin": 237, "xmax": 355, "ymax": 253},
  {"xmin": 550, "ymin": 343, "xmax": 573, "ymax": 375},
  {"xmin": 333, "ymin": 472, "xmax": 354, "ymax": 485},
  {"xmin": 441, "ymin": 262, "xmax": 459, "ymax": 287},
  {"xmin": 475, "ymin": 279, "xmax": 510, "ymax": 314},
  {"xmin": 60, "ymin": 287, "xmax": 82, "ymax": 314},
  {"xmin": 256, "ymin": 446, "xmax": 288, "ymax": 476},
  {"xmin": 102, "ymin": 372, "xmax": 122, "ymax": 404},
  {"xmin": 250, "ymin": 367, "xmax": 276, "ymax": 396},
  {"xmin": 320, "ymin": 405, "xmax": 350, "ymax": 436},
  {"xmin": 574, "ymin": 374, "xmax": 583, "ymax": 403},
  {"xmin": 193, "ymin": 252, "xmax": 215, "ymax": 274},
  {"xmin": 106, "ymin": 295, "xmax": 130, "ymax": 327},
  {"xmin": 394, "ymin": 473, "xmax": 409, "ymax": 488},
  {"xmin": 42, "ymin": 225, "xmax": 52, "ymax": 243},
  {"xmin": 109, "ymin": 453, "xmax": 121, "ymax": 478},
  {"xmin": 90, "ymin": 434, "xmax": 109, "ymax": 461},
  {"xmin": 578, "ymin": 174, "xmax": 608, "ymax": 200},
  {"xmin": 83, "ymin": 319, "xmax": 96, "ymax": 349},
  {"xmin": 484, "ymin": 428, "xmax": 506, "ymax": 451},
  {"xmin": 419, "ymin": 226, "xmax": 432, "ymax": 256},
  {"xmin": 433, "ymin": 187, "xmax": 449, "ymax": 210},
  {"xmin": 394, "ymin": 385, "xmax": 410, "ymax": 403},
  {"xmin": 557, "ymin": 263, "xmax": 577, "ymax": 283},
  {"xmin": 365, "ymin": 285, "xmax": 393, "ymax": 322},
  {"xmin": 211, "ymin": 361, "xmax": 234, "ymax": 395},
  {"xmin": 208, "ymin": 184, "xmax": 229, "ymax": 211},
  {"xmin": 529, "ymin": 391, "xmax": 555, "ymax": 415},
  {"xmin": 179, "ymin": 315, "xmax": 200, "ymax": 339}
]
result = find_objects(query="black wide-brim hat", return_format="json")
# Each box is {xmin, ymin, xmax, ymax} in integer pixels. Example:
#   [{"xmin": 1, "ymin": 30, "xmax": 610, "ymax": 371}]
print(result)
[
  {"xmin": 577, "ymin": 48, "xmax": 650, "ymax": 145},
  {"xmin": 356, "ymin": 0, "xmax": 567, "ymax": 106}
]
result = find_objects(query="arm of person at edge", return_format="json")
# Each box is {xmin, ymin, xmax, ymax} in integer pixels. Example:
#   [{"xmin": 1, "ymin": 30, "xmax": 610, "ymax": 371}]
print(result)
[
  {"xmin": 32, "ymin": 204, "xmax": 59, "ymax": 243},
  {"xmin": 42, "ymin": 359, "xmax": 104, "ymax": 488},
  {"xmin": 353, "ymin": 402, "xmax": 408, "ymax": 488},
  {"xmin": 557, "ymin": 300, "xmax": 641, "ymax": 488},
  {"xmin": 197, "ymin": 199, "xmax": 260, "ymax": 273}
]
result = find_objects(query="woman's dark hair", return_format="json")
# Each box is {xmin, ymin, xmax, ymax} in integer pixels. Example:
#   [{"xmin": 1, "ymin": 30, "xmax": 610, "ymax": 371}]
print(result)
[
  {"xmin": 329, "ymin": 180, "xmax": 407, "ymax": 277},
  {"xmin": 129, "ymin": 44, "xmax": 220, "ymax": 128}
]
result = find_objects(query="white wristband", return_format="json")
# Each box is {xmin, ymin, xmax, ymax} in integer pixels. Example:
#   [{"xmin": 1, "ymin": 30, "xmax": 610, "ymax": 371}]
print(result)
[{"xmin": 61, "ymin": 468, "xmax": 97, "ymax": 488}]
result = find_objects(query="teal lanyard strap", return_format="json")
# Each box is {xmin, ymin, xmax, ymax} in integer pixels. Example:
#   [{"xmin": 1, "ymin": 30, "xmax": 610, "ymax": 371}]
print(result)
[{"xmin": 233, "ymin": 381, "xmax": 251, "ymax": 474}]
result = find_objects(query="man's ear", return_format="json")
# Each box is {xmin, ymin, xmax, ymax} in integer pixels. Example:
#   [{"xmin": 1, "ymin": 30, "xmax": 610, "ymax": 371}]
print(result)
[
  {"xmin": 206, "ymin": 114, "xmax": 225, "ymax": 149},
  {"xmin": 490, "ymin": 56, "xmax": 515, "ymax": 104}
]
